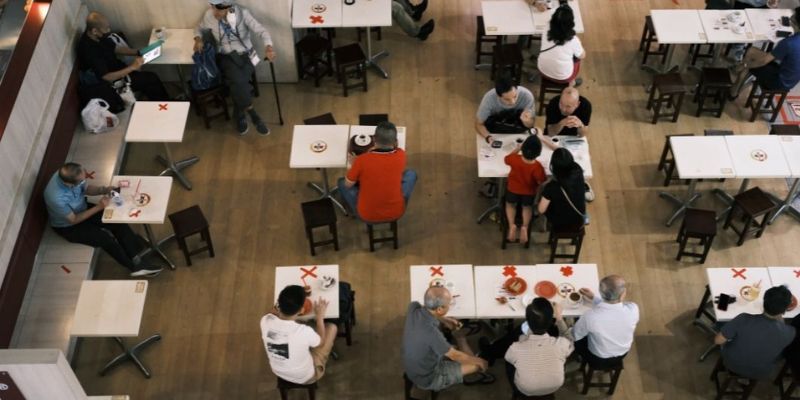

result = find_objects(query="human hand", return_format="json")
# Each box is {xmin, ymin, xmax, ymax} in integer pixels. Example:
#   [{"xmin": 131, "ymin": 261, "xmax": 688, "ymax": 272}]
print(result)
[
  {"xmin": 193, "ymin": 39, "xmax": 203, "ymax": 53},
  {"xmin": 579, "ymin": 288, "xmax": 594, "ymax": 300},
  {"xmin": 265, "ymin": 45, "xmax": 276, "ymax": 62},
  {"xmin": 484, "ymin": 134, "xmax": 493, "ymax": 144},
  {"xmin": 520, "ymin": 110, "xmax": 534, "ymax": 125},
  {"xmin": 314, "ymin": 297, "xmax": 329, "ymax": 316},
  {"xmin": 553, "ymin": 301, "xmax": 563, "ymax": 319},
  {"xmin": 99, "ymin": 196, "xmax": 111, "ymax": 208},
  {"xmin": 533, "ymin": 0, "xmax": 548, "ymax": 12},
  {"xmin": 130, "ymin": 57, "xmax": 144, "ymax": 71},
  {"xmin": 475, "ymin": 357, "xmax": 489, "ymax": 372}
]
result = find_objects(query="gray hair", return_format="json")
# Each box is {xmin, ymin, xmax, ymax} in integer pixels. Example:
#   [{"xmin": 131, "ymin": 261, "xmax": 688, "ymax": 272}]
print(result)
[
  {"xmin": 599, "ymin": 275, "xmax": 626, "ymax": 302},
  {"xmin": 374, "ymin": 121, "xmax": 398, "ymax": 147},
  {"xmin": 423, "ymin": 286, "xmax": 450, "ymax": 310}
]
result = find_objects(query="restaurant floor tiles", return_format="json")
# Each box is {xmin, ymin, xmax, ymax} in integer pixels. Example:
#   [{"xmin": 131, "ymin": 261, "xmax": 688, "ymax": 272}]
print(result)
[{"xmin": 71, "ymin": 0, "xmax": 800, "ymax": 398}]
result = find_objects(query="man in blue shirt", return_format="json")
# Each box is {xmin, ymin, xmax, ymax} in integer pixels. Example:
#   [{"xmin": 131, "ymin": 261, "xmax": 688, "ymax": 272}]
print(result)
[{"xmin": 43, "ymin": 162, "xmax": 162, "ymax": 277}]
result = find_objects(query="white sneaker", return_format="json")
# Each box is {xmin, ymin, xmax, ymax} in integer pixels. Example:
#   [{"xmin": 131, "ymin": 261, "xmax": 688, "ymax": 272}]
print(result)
[
  {"xmin": 584, "ymin": 182, "xmax": 595, "ymax": 202},
  {"xmin": 130, "ymin": 267, "xmax": 163, "ymax": 278}
]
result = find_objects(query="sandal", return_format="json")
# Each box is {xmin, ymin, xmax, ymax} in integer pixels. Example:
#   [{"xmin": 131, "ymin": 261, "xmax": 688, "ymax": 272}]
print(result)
[{"xmin": 463, "ymin": 372, "xmax": 496, "ymax": 386}]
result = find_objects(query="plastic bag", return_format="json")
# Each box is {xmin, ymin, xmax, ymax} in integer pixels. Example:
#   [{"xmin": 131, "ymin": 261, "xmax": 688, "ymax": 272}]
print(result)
[{"xmin": 81, "ymin": 99, "xmax": 119, "ymax": 134}]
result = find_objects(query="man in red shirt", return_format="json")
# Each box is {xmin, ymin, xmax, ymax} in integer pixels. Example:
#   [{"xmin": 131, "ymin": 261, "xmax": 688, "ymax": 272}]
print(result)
[{"xmin": 338, "ymin": 122, "xmax": 417, "ymax": 222}]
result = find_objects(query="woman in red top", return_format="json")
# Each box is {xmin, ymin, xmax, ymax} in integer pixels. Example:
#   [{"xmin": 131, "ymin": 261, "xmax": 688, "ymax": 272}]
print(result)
[{"xmin": 504, "ymin": 135, "xmax": 546, "ymax": 244}]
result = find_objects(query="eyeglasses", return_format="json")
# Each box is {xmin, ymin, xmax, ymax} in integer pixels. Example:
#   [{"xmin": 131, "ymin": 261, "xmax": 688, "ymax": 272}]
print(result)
[{"xmin": 213, "ymin": 4, "xmax": 232, "ymax": 10}]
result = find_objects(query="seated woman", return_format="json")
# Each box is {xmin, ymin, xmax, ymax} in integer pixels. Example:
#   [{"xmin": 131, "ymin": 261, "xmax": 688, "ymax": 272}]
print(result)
[
  {"xmin": 537, "ymin": 5, "xmax": 585, "ymax": 86},
  {"xmin": 538, "ymin": 148, "xmax": 586, "ymax": 230}
]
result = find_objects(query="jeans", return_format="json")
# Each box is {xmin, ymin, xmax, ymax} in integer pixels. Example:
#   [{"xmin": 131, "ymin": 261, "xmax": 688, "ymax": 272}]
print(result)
[
  {"xmin": 219, "ymin": 52, "xmax": 256, "ymax": 115},
  {"xmin": 337, "ymin": 169, "xmax": 418, "ymax": 219},
  {"xmin": 574, "ymin": 338, "xmax": 626, "ymax": 369},
  {"xmin": 392, "ymin": 1, "xmax": 419, "ymax": 37},
  {"xmin": 129, "ymin": 71, "xmax": 169, "ymax": 101},
  {"xmin": 52, "ymin": 209, "xmax": 144, "ymax": 271}
]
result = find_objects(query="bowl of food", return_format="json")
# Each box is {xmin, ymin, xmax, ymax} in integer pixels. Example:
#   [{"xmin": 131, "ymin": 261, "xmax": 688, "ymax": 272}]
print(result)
[
  {"xmin": 557, "ymin": 282, "xmax": 576, "ymax": 298},
  {"xmin": 739, "ymin": 285, "xmax": 760, "ymax": 302},
  {"xmin": 504, "ymin": 277, "xmax": 528, "ymax": 296},
  {"xmin": 320, "ymin": 275, "xmax": 336, "ymax": 291},
  {"xmin": 534, "ymin": 280, "xmax": 558, "ymax": 299}
]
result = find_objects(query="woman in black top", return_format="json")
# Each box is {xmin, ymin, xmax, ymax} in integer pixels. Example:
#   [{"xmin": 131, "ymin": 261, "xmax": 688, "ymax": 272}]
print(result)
[{"xmin": 538, "ymin": 148, "xmax": 586, "ymax": 229}]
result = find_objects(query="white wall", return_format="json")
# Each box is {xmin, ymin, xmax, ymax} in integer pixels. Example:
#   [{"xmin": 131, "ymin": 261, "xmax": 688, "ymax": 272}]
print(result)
[
  {"xmin": 83, "ymin": 0, "xmax": 298, "ymax": 82},
  {"xmin": 0, "ymin": 0, "xmax": 86, "ymax": 290}
]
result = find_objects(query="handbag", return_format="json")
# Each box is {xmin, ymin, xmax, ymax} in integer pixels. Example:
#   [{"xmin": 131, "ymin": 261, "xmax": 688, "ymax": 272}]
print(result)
[
  {"xmin": 191, "ymin": 42, "xmax": 221, "ymax": 91},
  {"xmin": 81, "ymin": 99, "xmax": 120, "ymax": 134},
  {"xmin": 560, "ymin": 186, "xmax": 589, "ymax": 225}
]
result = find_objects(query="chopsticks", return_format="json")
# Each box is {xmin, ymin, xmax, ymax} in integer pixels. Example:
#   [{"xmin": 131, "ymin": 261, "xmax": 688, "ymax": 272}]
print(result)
[{"xmin": 134, "ymin": 178, "xmax": 141, "ymax": 198}]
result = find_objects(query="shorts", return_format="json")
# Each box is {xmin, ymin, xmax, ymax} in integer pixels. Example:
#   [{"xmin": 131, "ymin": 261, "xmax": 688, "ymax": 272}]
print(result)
[
  {"xmin": 506, "ymin": 191, "xmax": 535, "ymax": 206},
  {"xmin": 304, "ymin": 347, "xmax": 330, "ymax": 384},
  {"xmin": 750, "ymin": 62, "xmax": 789, "ymax": 91},
  {"xmin": 424, "ymin": 359, "xmax": 463, "ymax": 391}
]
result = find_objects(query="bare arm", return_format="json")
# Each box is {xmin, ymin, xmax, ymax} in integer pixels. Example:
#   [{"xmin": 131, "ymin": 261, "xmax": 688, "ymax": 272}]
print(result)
[
  {"xmin": 101, "ymin": 58, "xmax": 143, "ymax": 82},
  {"xmin": 313, "ymin": 298, "xmax": 329, "ymax": 339},
  {"xmin": 714, "ymin": 333, "xmax": 728, "ymax": 345},
  {"xmin": 344, "ymin": 176, "xmax": 356, "ymax": 189},
  {"xmin": 474, "ymin": 117, "xmax": 492, "ymax": 143},
  {"xmin": 85, "ymin": 185, "xmax": 112, "ymax": 196},
  {"xmin": 744, "ymin": 48, "xmax": 775, "ymax": 69},
  {"xmin": 115, "ymin": 46, "xmax": 139, "ymax": 56},
  {"xmin": 65, "ymin": 198, "xmax": 109, "ymax": 225},
  {"xmin": 537, "ymin": 197, "xmax": 550, "ymax": 215},
  {"xmin": 444, "ymin": 347, "xmax": 486, "ymax": 369}
]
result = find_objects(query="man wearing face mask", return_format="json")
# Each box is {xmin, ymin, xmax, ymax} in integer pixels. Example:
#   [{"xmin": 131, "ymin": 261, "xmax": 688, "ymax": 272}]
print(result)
[
  {"xmin": 43, "ymin": 163, "xmax": 163, "ymax": 278},
  {"xmin": 76, "ymin": 12, "xmax": 169, "ymax": 103},
  {"xmin": 194, "ymin": 0, "xmax": 274, "ymax": 136}
]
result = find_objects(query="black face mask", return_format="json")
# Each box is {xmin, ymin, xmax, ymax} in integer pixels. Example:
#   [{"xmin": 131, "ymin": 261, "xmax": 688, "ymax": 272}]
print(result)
[{"xmin": 100, "ymin": 31, "xmax": 112, "ymax": 40}]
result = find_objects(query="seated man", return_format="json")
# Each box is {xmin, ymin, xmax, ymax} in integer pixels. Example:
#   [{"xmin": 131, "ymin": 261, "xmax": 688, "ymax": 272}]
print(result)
[
  {"xmin": 715, "ymin": 285, "xmax": 795, "ymax": 380},
  {"xmin": 338, "ymin": 121, "xmax": 417, "ymax": 222},
  {"xmin": 43, "ymin": 163, "xmax": 162, "ymax": 277},
  {"xmin": 261, "ymin": 285, "xmax": 337, "ymax": 385},
  {"xmin": 403, "ymin": 286, "xmax": 491, "ymax": 392},
  {"xmin": 505, "ymin": 298, "xmax": 574, "ymax": 397},
  {"xmin": 194, "ymin": 0, "xmax": 275, "ymax": 136},
  {"xmin": 474, "ymin": 75, "xmax": 536, "ymax": 144},
  {"xmin": 733, "ymin": 7, "xmax": 800, "ymax": 101},
  {"xmin": 544, "ymin": 87, "xmax": 591, "ymax": 137},
  {"xmin": 573, "ymin": 275, "xmax": 639, "ymax": 368},
  {"xmin": 77, "ymin": 12, "xmax": 169, "ymax": 109},
  {"xmin": 392, "ymin": 0, "xmax": 435, "ymax": 41}
]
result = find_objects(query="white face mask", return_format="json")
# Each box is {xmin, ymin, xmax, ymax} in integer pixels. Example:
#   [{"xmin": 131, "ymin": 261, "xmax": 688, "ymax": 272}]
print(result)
[{"xmin": 226, "ymin": 9, "xmax": 237, "ymax": 28}]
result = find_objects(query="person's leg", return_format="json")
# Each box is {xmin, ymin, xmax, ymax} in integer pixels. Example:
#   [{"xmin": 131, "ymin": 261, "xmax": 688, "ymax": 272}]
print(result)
[
  {"xmin": 219, "ymin": 54, "xmax": 262, "ymax": 133},
  {"xmin": 574, "ymin": 337, "xmax": 591, "ymax": 360},
  {"xmin": 392, "ymin": 1, "xmax": 421, "ymax": 37},
  {"xmin": 479, "ymin": 324, "xmax": 523, "ymax": 365},
  {"xmin": 128, "ymin": 71, "xmax": 169, "ymax": 101},
  {"xmin": 505, "ymin": 202, "xmax": 518, "ymax": 242},
  {"xmin": 308, "ymin": 323, "xmax": 338, "ymax": 382},
  {"xmin": 395, "ymin": 0, "xmax": 414, "ymax": 14},
  {"xmin": 520, "ymin": 205, "xmax": 533, "ymax": 244},
  {"xmin": 401, "ymin": 169, "xmax": 418, "ymax": 203},
  {"xmin": 53, "ymin": 222, "xmax": 138, "ymax": 271},
  {"xmin": 337, "ymin": 178, "xmax": 360, "ymax": 216},
  {"xmin": 88, "ymin": 214, "xmax": 144, "ymax": 259},
  {"xmin": 504, "ymin": 361, "xmax": 520, "ymax": 395}
]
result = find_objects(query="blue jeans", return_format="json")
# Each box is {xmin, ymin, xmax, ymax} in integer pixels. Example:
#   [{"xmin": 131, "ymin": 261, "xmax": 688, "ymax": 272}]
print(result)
[{"xmin": 337, "ymin": 169, "xmax": 418, "ymax": 220}]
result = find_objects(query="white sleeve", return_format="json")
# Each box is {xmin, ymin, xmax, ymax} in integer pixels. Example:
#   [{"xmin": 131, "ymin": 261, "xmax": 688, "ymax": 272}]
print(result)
[
  {"xmin": 304, "ymin": 326, "xmax": 321, "ymax": 348},
  {"xmin": 573, "ymin": 37, "xmax": 585, "ymax": 58}
]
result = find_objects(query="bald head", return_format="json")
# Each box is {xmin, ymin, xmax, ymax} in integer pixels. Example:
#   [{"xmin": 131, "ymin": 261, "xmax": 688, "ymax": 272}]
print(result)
[
  {"xmin": 423, "ymin": 286, "xmax": 451, "ymax": 311},
  {"xmin": 86, "ymin": 12, "xmax": 110, "ymax": 40},
  {"xmin": 599, "ymin": 275, "xmax": 626, "ymax": 303},
  {"xmin": 558, "ymin": 87, "xmax": 581, "ymax": 115}
]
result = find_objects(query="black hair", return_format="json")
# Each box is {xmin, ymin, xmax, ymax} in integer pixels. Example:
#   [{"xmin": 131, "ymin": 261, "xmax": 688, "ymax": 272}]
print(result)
[
  {"xmin": 277, "ymin": 285, "xmax": 307, "ymax": 316},
  {"xmin": 550, "ymin": 148, "xmax": 584, "ymax": 202},
  {"xmin": 521, "ymin": 135, "xmax": 542, "ymax": 160},
  {"xmin": 495, "ymin": 74, "xmax": 516, "ymax": 96},
  {"xmin": 525, "ymin": 297, "xmax": 555, "ymax": 334},
  {"xmin": 546, "ymin": 5, "xmax": 576, "ymax": 46},
  {"xmin": 794, "ymin": 7, "xmax": 800, "ymax": 27},
  {"xmin": 375, "ymin": 121, "xmax": 398, "ymax": 147},
  {"xmin": 764, "ymin": 285, "xmax": 792, "ymax": 316},
  {"xmin": 58, "ymin": 162, "xmax": 83, "ymax": 184}
]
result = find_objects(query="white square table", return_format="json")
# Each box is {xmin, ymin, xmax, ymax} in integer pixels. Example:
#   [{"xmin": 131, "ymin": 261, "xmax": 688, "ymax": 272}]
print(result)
[
  {"xmin": 125, "ymin": 101, "xmax": 196, "ymax": 190},
  {"xmin": 659, "ymin": 136, "xmax": 736, "ymax": 226},
  {"xmin": 531, "ymin": 0, "xmax": 584, "ymax": 35},
  {"xmin": 474, "ymin": 265, "xmax": 538, "ymax": 319},
  {"xmin": 147, "ymin": 28, "xmax": 195, "ymax": 97},
  {"xmin": 475, "ymin": 133, "xmax": 529, "ymax": 223},
  {"xmin": 481, "ymin": 1, "xmax": 536, "ymax": 36},
  {"xmin": 649, "ymin": 10, "xmax": 707, "ymax": 73},
  {"xmin": 274, "ymin": 265, "xmax": 340, "ymax": 319},
  {"xmin": 71, "ymin": 280, "xmax": 161, "ymax": 377},
  {"xmin": 342, "ymin": 0, "xmax": 393, "ymax": 78},
  {"xmin": 292, "ymin": 0, "xmax": 343, "ymax": 28},
  {"xmin": 290, "ymin": 124, "xmax": 351, "ymax": 214},
  {"xmin": 349, "ymin": 125, "xmax": 407, "ymax": 150},
  {"xmin": 706, "ymin": 267, "xmax": 771, "ymax": 322},
  {"xmin": 771, "ymin": 135, "xmax": 800, "ymax": 222},
  {"xmin": 746, "ymin": 8, "xmax": 795, "ymax": 43},
  {"xmin": 410, "ymin": 265, "xmax": 476, "ymax": 319},
  {"xmin": 767, "ymin": 266, "xmax": 800, "ymax": 318},
  {"xmin": 103, "ymin": 175, "xmax": 176, "ymax": 269},
  {"xmin": 699, "ymin": 10, "xmax": 757, "ymax": 44},
  {"xmin": 532, "ymin": 263, "xmax": 599, "ymax": 317},
  {"xmin": 539, "ymin": 136, "xmax": 593, "ymax": 178}
]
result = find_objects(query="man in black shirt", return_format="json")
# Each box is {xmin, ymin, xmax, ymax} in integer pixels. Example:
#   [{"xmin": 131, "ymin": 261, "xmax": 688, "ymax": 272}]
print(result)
[
  {"xmin": 77, "ymin": 12, "xmax": 168, "ymax": 104},
  {"xmin": 544, "ymin": 87, "xmax": 591, "ymax": 137}
]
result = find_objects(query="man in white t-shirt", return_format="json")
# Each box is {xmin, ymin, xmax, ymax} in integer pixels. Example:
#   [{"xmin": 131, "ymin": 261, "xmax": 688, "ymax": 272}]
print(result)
[{"xmin": 260, "ymin": 285, "xmax": 338, "ymax": 384}]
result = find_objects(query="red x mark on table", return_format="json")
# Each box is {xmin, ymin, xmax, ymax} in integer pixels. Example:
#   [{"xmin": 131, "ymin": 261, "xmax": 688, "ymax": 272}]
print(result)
[
  {"xmin": 158, "ymin": 103, "xmax": 168, "ymax": 111},
  {"xmin": 731, "ymin": 268, "xmax": 747, "ymax": 280},
  {"xmin": 560, "ymin": 266, "xmax": 574, "ymax": 277},
  {"xmin": 310, "ymin": 15, "xmax": 324, "ymax": 24},
  {"xmin": 84, "ymin": 170, "xmax": 95, "ymax": 179},
  {"xmin": 502, "ymin": 265, "xmax": 517, "ymax": 278},
  {"xmin": 128, "ymin": 209, "xmax": 142, "ymax": 218},
  {"xmin": 430, "ymin": 266, "xmax": 444, "ymax": 277},
  {"xmin": 794, "ymin": 270, "xmax": 800, "ymax": 278},
  {"xmin": 301, "ymin": 266, "xmax": 318, "ymax": 279}
]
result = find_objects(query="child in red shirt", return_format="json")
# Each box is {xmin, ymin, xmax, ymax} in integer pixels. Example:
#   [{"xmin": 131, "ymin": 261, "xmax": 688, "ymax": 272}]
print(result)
[{"xmin": 504, "ymin": 135, "xmax": 546, "ymax": 244}]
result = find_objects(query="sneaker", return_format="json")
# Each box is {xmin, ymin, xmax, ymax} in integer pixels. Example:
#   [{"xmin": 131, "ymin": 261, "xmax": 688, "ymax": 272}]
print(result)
[
  {"xmin": 130, "ymin": 267, "xmax": 163, "ymax": 278},
  {"xmin": 411, "ymin": 0, "xmax": 428, "ymax": 21},
  {"xmin": 236, "ymin": 115, "xmax": 249, "ymax": 136},
  {"xmin": 416, "ymin": 19, "xmax": 435, "ymax": 41},
  {"xmin": 252, "ymin": 115, "xmax": 270, "ymax": 136},
  {"xmin": 584, "ymin": 182, "xmax": 595, "ymax": 202},
  {"xmin": 573, "ymin": 77, "xmax": 583, "ymax": 87}
]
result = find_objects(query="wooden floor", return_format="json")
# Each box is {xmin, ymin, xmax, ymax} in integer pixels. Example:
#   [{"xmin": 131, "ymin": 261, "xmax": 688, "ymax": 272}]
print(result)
[{"xmin": 73, "ymin": 0, "xmax": 800, "ymax": 398}]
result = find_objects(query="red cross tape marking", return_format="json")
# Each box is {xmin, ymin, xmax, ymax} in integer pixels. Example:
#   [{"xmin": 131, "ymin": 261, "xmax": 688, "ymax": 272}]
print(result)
[
  {"xmin": 502, "ymin": 265, "xmax": 517, "ymax": 278},
  {"xmin": 158, "ymin": 103, "xmax": 168, "ymax": 111},
  {"xmin": 85, "ymin": 170, "xmax": 95, "ymax": 179},
  {"xmin": 301, "ymin": 266, "xmax": 318, "ymax": 279},
  {"xmin": 310, "ymin": 15, "xmax": 324, "ymax": 24},
  {"xmin": 794, "ymin": 269, "xmax": 800, "ymax": 278},
  {"xmin": 731, "ymin": 268, "xmax": 747, "ymax": 280},
  {"xmin": 430, "ymin": 266, "xmax": 444, "ymax": 277},
  {"xmin": 560, "ymin": 265, "xmax": 574, "ymax": 277}
]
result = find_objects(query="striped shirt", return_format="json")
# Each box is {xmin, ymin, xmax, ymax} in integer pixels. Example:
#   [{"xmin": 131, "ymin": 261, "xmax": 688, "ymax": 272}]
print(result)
[{"xmin": 504, "ymin": 319, "xmax": 574, "ymax": 396}]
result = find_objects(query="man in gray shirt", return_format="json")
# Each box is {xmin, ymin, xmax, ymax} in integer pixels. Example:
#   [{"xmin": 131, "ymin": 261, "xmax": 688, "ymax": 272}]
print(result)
[
  {"xmin": 474, "ymin": 75, "xmax": 536, "ymax": 144},
  {"xmin": 194, "ymin": 0, "xmax": 274, "ymax": 136},
  {"xmin": 402, "ymin": 286, "xmax": 490, "ymax": 392},
  {"xmin": 715, "ymin": 285, "xmax": 796, "ymax": 379}
]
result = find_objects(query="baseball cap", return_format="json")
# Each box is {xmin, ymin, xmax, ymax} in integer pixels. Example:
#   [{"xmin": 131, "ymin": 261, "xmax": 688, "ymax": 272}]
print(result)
[{"xmin": 209, "ymin": 0, "xmax": 234, "ymax": 6}]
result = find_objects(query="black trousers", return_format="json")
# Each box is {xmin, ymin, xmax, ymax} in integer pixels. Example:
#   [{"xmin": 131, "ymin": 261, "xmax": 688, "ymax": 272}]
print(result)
[
  {"xmin": 52, "ymin": 208, "xmax": 143, "ymax": 272},
  {"xmin": 129, "ymin": 70, "xmax": 169, "ymax": 101},
  {"xmin": 574, "ymin": 337, "xmax": 626, "ymax": 369},
  {"xmin": 219, "ymin": 53, "xmax": 256, "ymax": 115}
]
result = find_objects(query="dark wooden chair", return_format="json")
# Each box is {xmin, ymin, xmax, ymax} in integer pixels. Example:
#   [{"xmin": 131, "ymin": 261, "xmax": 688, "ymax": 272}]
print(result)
[
  {"xmin": 190, "ymin": 85, "xmax": 229, "ymax": 129},
  {"xmin": 657, "ymin": 133, "xmax": 694, "ymax": 187},
  {"xmin": 491, "ymin": 43, "xmax": 524, "ymax": 83},
  {"xmin": 711, "ymin": 357, "xmax": 758, "ymax": 400},
  {"xmin": 366, "ymin": 220, "xmax": 399, "ymax": 252},
  {"xmin": 745, "ymin": 80, "xmax": 789, "ymax": 122},
  {"xmin": 333, "ymin": 43, "xmax": 368, "ymax": 97},
  {"xmin": 301, "ymin": 199, "xmax": 339, "ymax": 257},
  {"xmin": 548, "ymin": 224, "xmax": 585, "ymax": 263},
  {"xmin": 359, "ymin": 113, "xmax": 389, "ymax": 126},
  {"xmin": 304, "ymin": 113, "xmax": 337, "ymax": 125},
  {"xmin": 277, "ymin": 376, "xmax": 317, "ymax": 400},
  {"xmin": 639, "ymin": 15, "xmax": 669, "ymax": 66},
  {"xmin": 676, "ymin": 208, "xmax": 717, "ymax": 264},
  {"xmin": 770, "ymin": 124, "xmax": 800, "ymax": 136},
  {"xmin": 356, "ymin": 27, "xmax": 382, "ymax": 42},
  {"xmin": 295, "ymin": 34, "xmax": 333, "ymax": 88},
  {"xmin": 476, "ymin": 16, "xmax": 502, "ymax": 67},
  {"xmin": 695, "ymin": 67, "xmax": 733, "ymax": 118},
  {"xmin": 580, "ymin": 356, "xmax": 624, "ymax": 395},
  {"xmin": 513, "ymin": 391, "xmax": 555, "ymax": 399},
  {"xmin": 688, "ymin": 43, "xmax": 716, "ymax": 67},
  {"xmin": 724, "ymin": 187, "xmax": 777, "ymax": 246},
  {"xmin": 647, "ymin": 73, "xmax": 687, "ymax": 124},
  {"xmin": 404, "ymin": 373, "xmax": 439, "ymax": 400},
  {"xmin": 538, "ymin": 77, "xmax": 569, "ymax": 116},
  {"xmin": 774, "ymin": 361, "xmax": 800, "ymax": 400},
  {"xmin": 167, "ymin": 205, "xmax": 214, "ymax": 267}
]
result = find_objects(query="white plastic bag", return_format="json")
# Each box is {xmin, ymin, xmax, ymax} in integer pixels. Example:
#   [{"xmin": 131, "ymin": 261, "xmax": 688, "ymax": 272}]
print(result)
[
  {"xmin": 114, "ymin": 75, "xmax": 136, "ymax": 107},
  {"xmin": 81, "ymin": 99, "xmax": 119, "ymax": 134}
]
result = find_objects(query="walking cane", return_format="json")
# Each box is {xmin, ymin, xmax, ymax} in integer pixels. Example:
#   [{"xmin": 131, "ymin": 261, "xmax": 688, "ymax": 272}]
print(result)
[{"xmin": 268, "ymin": 61, "xmax": 284, "ymax": 125}]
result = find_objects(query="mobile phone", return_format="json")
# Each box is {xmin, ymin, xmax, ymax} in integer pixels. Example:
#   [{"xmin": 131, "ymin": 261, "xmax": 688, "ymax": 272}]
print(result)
[
  {"xmin": 717, "ymin": 293, "xmax": 733, "ymax": 311},
  {"xmin": 782, "ymin": 16, "xmax": 791, "ymax": 27},
  {"xmin": 491, "ymin": 140, "xmax": 503, "ymax": 148},
  {"xmin": 777, "ymin": 30, "xmax": 792, "ymax": 38}
]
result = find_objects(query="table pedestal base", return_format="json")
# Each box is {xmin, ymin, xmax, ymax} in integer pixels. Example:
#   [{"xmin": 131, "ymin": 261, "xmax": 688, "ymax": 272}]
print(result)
[
  {"xmin": 100, "ymin": 334, "xmax": 162, "ymax": 378},
  {"xmin": 659, "ymin": 180, "xmax": 700, "ymax": 226},
  {"xmin": 767, "ymin": 178, "xmax": 800, "ymax": 224},
  {"xmin": 477, "ymin": 178, "xmax": 505, "ymax": 224},
  {"xmin": 365, "ymin": 31, "xmax": 390, "ymax": 79},
  {"xmin": 137, "ymin": 225, "xmax": 176, "ymax": 270},
  {"xmin": 157, "ymin": 143, "xmax": 198, "ymax": 190},
  {"xmin": 308, "ymin": 168, "xmax": 348, "ymax": 215}
]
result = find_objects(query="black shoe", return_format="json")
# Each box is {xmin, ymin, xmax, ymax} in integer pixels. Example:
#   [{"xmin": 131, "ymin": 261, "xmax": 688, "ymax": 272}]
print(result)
[
  {"xmin": 237, "ymin": 115, "xmax": 249, "ymax": 136},
  {"xmin": 251, "ymin": 114, "xmax": 270, "ymax": 136},
  {"xmin": 130, "ymin": 267, "xmax": 163, "ymax": 278},
  {"xmin": 477, "ymin": 336, "xmax": 496, "ymax": 367},
  {"xmin": 416, "ymin": 19, "xmax": 435, "ymax": 41},
  {"xmin": 574, "ymin": 77, "xmax": 583, "ymax": 87},
  {"xmin": 411, "ymin": 0, "xmax": 428, "ymax": 21}
]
